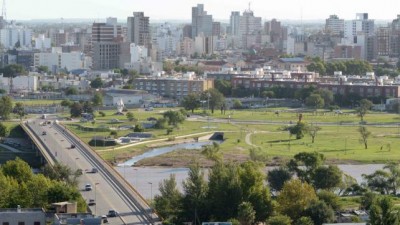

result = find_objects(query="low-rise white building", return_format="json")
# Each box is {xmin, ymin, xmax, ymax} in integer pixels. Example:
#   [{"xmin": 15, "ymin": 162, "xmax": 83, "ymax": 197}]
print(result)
[
  {"xmin": 34, "ymin": 48, "xmax": 85, "ymax": 72},
  {"xmin": 0, "ymin": 75, "xmax": 38, "ymax": 93}
]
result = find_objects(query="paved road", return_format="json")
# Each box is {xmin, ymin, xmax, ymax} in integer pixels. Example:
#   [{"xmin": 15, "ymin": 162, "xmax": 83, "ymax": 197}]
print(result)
[{"xmin": 25, "ymin": 117, "xmax": 157, "ymax": 225}]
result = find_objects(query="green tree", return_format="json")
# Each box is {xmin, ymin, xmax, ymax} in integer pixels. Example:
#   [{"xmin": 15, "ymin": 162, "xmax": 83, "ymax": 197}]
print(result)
[
  {"xmin": 163, "ymin": 110, "xmax": 185, "ymax": 127},
  {"xmin": 181, "ymin": 93, "xmax": 201, "ymax": 113},
  {"xmin": 285, "ymin": 121, "xmax": 308, "ymax": 140},
  {"xmin": 42, "ymin": 163, "xmax": 81, "ymax": 186},
  {"xmin": 133, "ymin": 124, "xmax": 144, "ymax": 132},
  {"xmin": 182, "ymin": 163, "xmax": 208, "ymax": 225},
  {"xmin": 237, "ymin": 201, "xmax": 256, "ymax": 225},
  {"xmin": 304, "ymin": 200, "xmax": 335, "ymax": 225},
  {"xmin": 126, "ymin": 112, "xmax": 135, "ymax": 122},
  {"xmin": 65, "ymin": 87, "xmax": 78, "ymax": 96},
  {"xmin": 295, "ymin": 217, "xmax": 314, "ymax": 225},
  {"xmin": 1, "ymin": 157, "xmax": 33, "ymax": 183},
  {"xmin": 207, "ymin": 163, "xmax": 242, "ymax": 221},
  {"xmin": 69, "ymin": 102, "xmax": 83, "ymax": 118},
  {"xmin": 277, "ymin": 179, "xmax": 318, "ymax": 221},
  {"xmin": 369, "ymin": 196, "xmax": 400, "ymax": 225},
  {"xmin": 358, "ymin": 126, "xmax": 371, "ymax": 149},
  {"xmin": 232, "ymin": 99, "xmax": 243, "ymax": 109},
  {"xmin": 90, "ymin": 77, "xmax": 104, "ymax": 89},
  {"xmin": 315, "ymin": 89, "xmax": 334, "ymax": 107},
  {"xmin": 154, "ymin": 174, "xmax": 183, "ymax": 224},
  {"xmin": 267, "ymin": 214, "xmax": 292, "ymax": 225},
  {"xmin": 312, "ymin": 165, "xmax": 343, "ymax": 190},
  {"xmin": 308, "ymin": 124, "xmax": 321, "ymax": 144},
  {"xmin": 267, "ymin": 167, "xmax": 292, "ymax": 192},
  {"xmin": 92, "ymin": 92, "xmax": 103, "ymax": 107},
  {"xmin": 201, "ymin": 142, "xmax": 221, "ymax": 162},
  {"xmin": 0, "ymin": 122, "xmax": 9, "ymax": 141},
  {"xmin": 13, "ymin": 102, "xmax": 26, "ymax": 121},
  {"xmin": 203, "ymin": 89, "xmax": 225, "ymax": 114},
  {"xmin": 362, "ymin": 170, "xmax": 391, "ymax": 195},
  {"xmin": 356, "ymin": 99, "xmax": 373, "ymax": 122},
  {"xmin": 214, "ymin": 79, "xmax": 232, "ymax": 96},
  {"xmin": 0, "ymin": 64, "xmax": 25, "ymax": 77},
  {"xmin": 60, "ymin": 99, "xmax": 73, "ymax": 107},
  {"xmin": 0, "ymin": 96, "xmax": 13, "ymax": 120},
  {"xmin": 383, "ymin": 162, "xmax": 400, "ymax": 195},
  {"xmin": 305, "ymin": 94, "xmax": 324, "ymax": 109},
  {"xmin": 317, "ymin": 190, "xmax": 341, "ymax": 211},
  {"xmin": 37, "ymin": 65, "xmax": 49, "ymax": 74},
  {"xmin": 287, "ymin": 152, "xmax": 325, "ymax": 185}
]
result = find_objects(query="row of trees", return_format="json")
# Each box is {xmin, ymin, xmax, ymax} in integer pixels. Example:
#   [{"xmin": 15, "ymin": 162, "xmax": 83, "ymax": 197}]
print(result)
[
  {"xmin": 181, "ymin": 89, "xmax": 225, "ymax": 114},
  {"xmin": 155, "ymin": 151, "xmax": 400, "ymax": 225},
  {"xmin": 0, "ymin": 158, "xmax": 86, "ymax": 211},
  {"xmin": 307, "ymin": 58, "xmax": 373, "ymax": 76}
]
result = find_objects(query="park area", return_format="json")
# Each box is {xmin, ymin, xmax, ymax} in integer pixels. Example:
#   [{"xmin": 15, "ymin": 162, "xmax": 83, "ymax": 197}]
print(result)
[{"xmin": 62, "ymin": 106, "xmax": 400, "ymax": 166}]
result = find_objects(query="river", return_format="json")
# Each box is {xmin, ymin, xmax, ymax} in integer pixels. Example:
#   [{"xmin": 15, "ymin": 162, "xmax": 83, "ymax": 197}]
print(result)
[{"xmin": 115, "ymin": 164, "xmax": 385, "ymax": 200}]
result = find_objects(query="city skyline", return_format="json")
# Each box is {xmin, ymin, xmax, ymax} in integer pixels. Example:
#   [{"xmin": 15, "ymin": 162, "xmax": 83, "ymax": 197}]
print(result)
[{"xmin": 5, "ymin": 0, "xmax": 400, "ymax": 22}]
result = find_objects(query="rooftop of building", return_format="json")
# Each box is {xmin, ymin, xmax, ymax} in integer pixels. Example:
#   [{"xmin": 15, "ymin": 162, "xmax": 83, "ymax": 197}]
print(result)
[
  {"xmin": 0, "ymin": 208, "xmax": 45, "ymax": 213},
  {"xmin": 279, "ymin": 57, "xmax": 307, "ymax": 63}
]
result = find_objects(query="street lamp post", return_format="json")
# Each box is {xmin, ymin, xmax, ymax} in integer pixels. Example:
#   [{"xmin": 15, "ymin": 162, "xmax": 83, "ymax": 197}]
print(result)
[
  {"xmin": 133, "ymin": 168, "xmax": 138, "ymax": 187},
  {"xmin": 74, "ymin": 157, "xmax": 79, "ymax": 170},
  {"xmin": 94, "ymin": 182, "xmax": 99, "ymax": 215},
  {"xmin": 207, "ymin": 93, "xmax": 211, "ymax": 130},
  {"xmin": 148, "ymin": 182, "xmax": 153, "ymax": 202}
]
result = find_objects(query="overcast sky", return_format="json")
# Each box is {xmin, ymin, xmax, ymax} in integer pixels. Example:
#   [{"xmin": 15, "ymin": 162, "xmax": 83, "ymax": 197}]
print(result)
[{"xmin": 6, "ymin": 0, "xmax": 400, "ymax": 21}]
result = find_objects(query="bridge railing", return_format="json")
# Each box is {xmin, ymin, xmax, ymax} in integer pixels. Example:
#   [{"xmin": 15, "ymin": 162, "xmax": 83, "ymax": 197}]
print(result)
[{"xmin": 21, "ymin": 122, "xmax": 56, "ymax": 166}]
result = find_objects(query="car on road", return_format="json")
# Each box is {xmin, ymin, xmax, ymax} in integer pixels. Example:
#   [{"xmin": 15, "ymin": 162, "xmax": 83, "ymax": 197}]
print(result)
[
  {"xmin": 88, "ymin": 199, "xmax": 96, "ymax": 206},
  {"xmin": 42, "ymin": 131, "xmax": 47, "ymax": 135},
  {"xmin": 86, "ymin": 168, "xmax": 98, "ymax": 173},
  {"xmin": 84, "ymin": 184, "xmax": 92, "ymax": 191},
  {"xmin": 70, "ymin": 144, "xmax": 76, "ymax": 149},
  {"xmin": 107, "ymin": 209, "xmax": 118, "ymax": 217}
]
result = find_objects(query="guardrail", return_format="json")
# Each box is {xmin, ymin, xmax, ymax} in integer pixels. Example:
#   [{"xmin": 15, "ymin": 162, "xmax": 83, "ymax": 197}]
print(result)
[
  {"xmin": 54, "ymin": 123, "xmax": 161, "ymax": 225},
  {"xmin": 20, "ymin": 122, "xmax": 56, "ymax": 166}
]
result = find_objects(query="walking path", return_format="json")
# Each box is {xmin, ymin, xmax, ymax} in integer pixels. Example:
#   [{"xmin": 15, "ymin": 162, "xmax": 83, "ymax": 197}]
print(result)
[{"xmin": 0, "ymin": 143, "xmax": 22, "ymax": 153}]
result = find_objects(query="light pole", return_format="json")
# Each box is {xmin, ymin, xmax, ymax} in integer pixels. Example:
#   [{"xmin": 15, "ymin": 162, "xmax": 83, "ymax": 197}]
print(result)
[
  {"xmin": 94, "ymin": 182, "xmax": 99, "ymax": 215},
  {"xmin": 148, "ymin": 182, "xmax": 153, "ymax": 202},
  {"xmin": 133, "ymin": 168, "xmax": 138, "ymax": 187},
  {"xmin": 74, "ymin": 157, "xmax": 79, "ymax": 170},
  {"xmin": 207, "ymin": 93, "xmax": 211, "ymax": 130}
]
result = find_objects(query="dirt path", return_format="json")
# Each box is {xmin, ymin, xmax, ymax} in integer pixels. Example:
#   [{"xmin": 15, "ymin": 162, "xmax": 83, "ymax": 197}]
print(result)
[{"xmin": 97, "ymin": 131, "xmax": 217, "ymax": 152}]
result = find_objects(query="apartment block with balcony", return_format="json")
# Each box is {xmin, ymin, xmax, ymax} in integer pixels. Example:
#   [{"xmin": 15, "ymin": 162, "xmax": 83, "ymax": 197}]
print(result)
[{"xmin": 132, "ymin": 73, "xmax": 214, "ymax": 99}]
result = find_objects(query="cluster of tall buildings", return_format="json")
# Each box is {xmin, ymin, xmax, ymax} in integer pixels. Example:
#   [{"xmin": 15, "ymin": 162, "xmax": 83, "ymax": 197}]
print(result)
[{"xmin": 0, "ymin": 4, "xmax": 400, "ymax": 76}]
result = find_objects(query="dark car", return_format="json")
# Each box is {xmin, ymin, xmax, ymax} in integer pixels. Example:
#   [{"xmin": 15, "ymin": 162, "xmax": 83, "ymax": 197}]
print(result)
[
  {"xmin": 107, "ymin": 209, "xmax": 118, "ymax": 217},
  {"xmin": 42, "ymin": 131, "xmax": 47, "ymax": 135},
  {"xmin": 88, "ymin": 199, "xmax": 96, "ymax": 206},
  {"xmin": 70, "ymin": 144, "xmax": 76, "ymax": 149}
]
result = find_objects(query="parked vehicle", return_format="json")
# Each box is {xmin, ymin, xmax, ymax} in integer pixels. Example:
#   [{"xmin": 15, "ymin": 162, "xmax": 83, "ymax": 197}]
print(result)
[
  {"xmin": 88, "ymin": 199, "xmax": 96, "ymax": 206},
  {"xmin": 84, "ymin": 184, "xmax": 92, "ymax": 191}
]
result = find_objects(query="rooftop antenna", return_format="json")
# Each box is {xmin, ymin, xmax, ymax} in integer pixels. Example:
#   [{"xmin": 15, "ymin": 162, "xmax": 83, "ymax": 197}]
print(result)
[{"xmin": 2, "ymin": 0, "xmax": 6, "ymax": 20}]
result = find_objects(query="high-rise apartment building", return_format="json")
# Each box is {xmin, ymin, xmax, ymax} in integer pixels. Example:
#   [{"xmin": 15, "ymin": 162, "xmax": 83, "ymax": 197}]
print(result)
[
  {"xmin": 127, "ymin": 12, "xmax": 150, "ymax": 48},
  {"xmin": 229, "ymin": 11, "xmax": 240, "ymax": 36},
  {"xmin": 344, "ymin": 13, "xmax": 374, "ymax": 38},
  {"xmin": 239, "ymin": 9, "xmax": 262, "ymax": 49},
  {"xmin": 212, "ymin": 22, "xmax": 221, "ymax": 37},
  {"xmin": 390, "ymin": 15, "xmax": 400, "ymax": 57},
  {"xmin": 91, "ymin": 18, "xmax": 129, "ymax": 70},
  {"xmin": 191, "ymin": 4, "xmax": 213, "ymax": 38},
  {"xmin": 325, "ymin": 15, "xmax": 344, "ymax": 36}
]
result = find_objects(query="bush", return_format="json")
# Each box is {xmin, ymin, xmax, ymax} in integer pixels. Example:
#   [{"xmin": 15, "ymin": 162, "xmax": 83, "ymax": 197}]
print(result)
[
  {"xmin": 98, "ymin": 111, "xmax": 106, "ymax": 117},
  {"xmin": 133, "ymin": 124, "xmax": 145, "ymax": 132}
]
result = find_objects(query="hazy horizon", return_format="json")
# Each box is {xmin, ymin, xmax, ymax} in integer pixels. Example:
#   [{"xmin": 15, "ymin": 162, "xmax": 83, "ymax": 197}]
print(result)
[{"xmin": 5, "ymin": 0, "xmax": 400, "ymax": 22}]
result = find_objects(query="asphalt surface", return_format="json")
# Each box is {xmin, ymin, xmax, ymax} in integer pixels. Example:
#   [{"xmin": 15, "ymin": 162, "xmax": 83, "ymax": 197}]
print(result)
[{"xmin": 26, "ymin": 117, "xmax": 155, "ymax": 225}]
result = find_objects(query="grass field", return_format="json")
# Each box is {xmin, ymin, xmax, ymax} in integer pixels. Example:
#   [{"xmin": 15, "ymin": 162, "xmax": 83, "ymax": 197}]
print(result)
[
  {"xmin": 14, "ymin": 99, "xmax": 62, "ymax": 106},
  {"xmin": 62, "ymin": 108, "xmax": 400, "ymax": 165}
]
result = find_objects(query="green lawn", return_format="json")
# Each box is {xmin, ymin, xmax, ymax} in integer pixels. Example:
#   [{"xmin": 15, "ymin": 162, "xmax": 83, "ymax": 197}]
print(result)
[{"xmin": 63, "ymin": 108, "xmax": 400, "ymax": 164}]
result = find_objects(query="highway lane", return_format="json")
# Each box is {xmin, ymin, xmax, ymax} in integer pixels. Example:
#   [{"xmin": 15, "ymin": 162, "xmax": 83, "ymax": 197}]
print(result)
[{"xmin": 26, "ymin": 117, "xmax": 156, "ymax": 225}]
